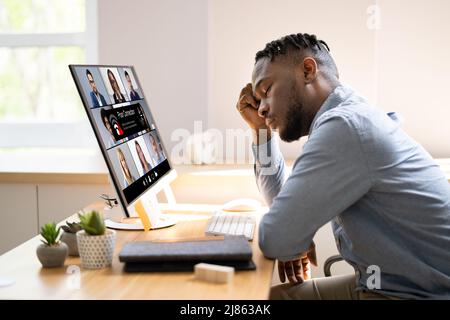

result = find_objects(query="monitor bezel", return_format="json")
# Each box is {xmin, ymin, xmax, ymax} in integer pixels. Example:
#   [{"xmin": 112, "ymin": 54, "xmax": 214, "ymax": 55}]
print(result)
[{"xmin": 69, "ymin": 64, "xmax": 174, "ymax": 217}]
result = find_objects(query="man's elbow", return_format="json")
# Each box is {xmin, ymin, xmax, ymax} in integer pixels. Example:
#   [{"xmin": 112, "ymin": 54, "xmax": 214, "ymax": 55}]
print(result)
[{"xmin": 258, "ymin": 222, "xmax": 282, "ymax": 259}]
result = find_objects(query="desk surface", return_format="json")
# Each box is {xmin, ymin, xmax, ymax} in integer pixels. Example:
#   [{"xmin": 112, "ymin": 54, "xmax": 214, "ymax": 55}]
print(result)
[{"xmin": 0, "ymin": 203, "xmax": 274, "ymax": 300}]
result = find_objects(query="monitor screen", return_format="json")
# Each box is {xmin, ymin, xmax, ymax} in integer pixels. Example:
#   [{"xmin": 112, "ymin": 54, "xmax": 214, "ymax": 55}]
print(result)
[{"xmin": 69, "ymin": 65, "xmax": 171, "ymax": 211}]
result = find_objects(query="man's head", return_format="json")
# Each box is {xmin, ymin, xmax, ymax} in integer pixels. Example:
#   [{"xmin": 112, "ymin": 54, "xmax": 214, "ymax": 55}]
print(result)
[
  {"xmin": 252, "ymin": 33, "xmax": 340, "ymax": 141},
  {"xmin": 86, "ymin": 69, "xmax": 97, "ymax": 93},
  {"xmin": 124, "ymin": 70, "xmax": 134, "ymax": 91}
]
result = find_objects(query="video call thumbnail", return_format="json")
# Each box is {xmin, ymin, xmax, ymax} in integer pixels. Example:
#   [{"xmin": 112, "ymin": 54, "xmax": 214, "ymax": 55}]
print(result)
[
  {"xmin": 76, "ymin": 67, "xmax": 111, "ymax": 108},
  {"xmin": 100, "ymin": 67, "xmax": 129, "ymax": 103},
  {"xmin": 107, "ymin": 131, "xmax": 167, "ymax": 191},
  {"xmin": 91, "ymin": 102, "xmax": 154, "ymax": 150},
  {"xmin": 120, "ymin": 67, "xmax": 142, "ymax": 101}
]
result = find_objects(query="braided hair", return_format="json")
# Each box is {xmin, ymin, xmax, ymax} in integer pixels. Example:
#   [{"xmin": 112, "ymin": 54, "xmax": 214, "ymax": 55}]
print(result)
[{"xmin": 255, "ymin": 33, "xmax": 338, "ymax": 78}]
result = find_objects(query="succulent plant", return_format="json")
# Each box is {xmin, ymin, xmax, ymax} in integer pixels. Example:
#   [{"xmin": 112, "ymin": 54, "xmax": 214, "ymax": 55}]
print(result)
[
  {"xmin": 40, "ymin": 223, "xmax": 61, "ymax": 246},
  {"xmin": 78, "ymin": 210, "xmax": 106, "ymax": 236},
  {"xmin": 61, "ymin": 221, "xmax": 82, "ymax": 234}
]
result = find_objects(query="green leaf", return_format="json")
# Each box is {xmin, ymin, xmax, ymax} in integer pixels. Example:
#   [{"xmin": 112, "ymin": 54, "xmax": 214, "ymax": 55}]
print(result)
[{"xmin": 78, "ymin": 210, "xmax": 106, "ymax": 235}]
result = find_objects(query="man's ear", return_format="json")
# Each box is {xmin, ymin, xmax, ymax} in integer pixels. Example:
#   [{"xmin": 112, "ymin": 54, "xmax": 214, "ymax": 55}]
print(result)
[{"xmin": 303, "ymin": 57, "xmax": 318, "ymax": 84}]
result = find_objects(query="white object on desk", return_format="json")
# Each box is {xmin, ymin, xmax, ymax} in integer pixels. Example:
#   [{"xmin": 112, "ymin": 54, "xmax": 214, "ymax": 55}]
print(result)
[
  {"xmin": 104, "ymin": 215, "xmax": 176, "ymax": 230},
  {"xmin": 0, "ymin": 276, "xmax": 15, "ymax": 287},
  {"xmin": 194, "ymin": 263, "xmax": 234, "ymax": 284},
  {"xmin": 205, "ymin": 211, "xmax": 256, "ymax": 240},
  {"xmin": 221, "ymin": 198, "xmax": 262, "ymax": 212}
]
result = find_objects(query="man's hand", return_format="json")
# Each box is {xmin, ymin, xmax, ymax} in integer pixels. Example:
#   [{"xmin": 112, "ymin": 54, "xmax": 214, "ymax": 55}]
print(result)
[
  {"xmin": 236, "ymin": 83, "xmax": 270, "ymax": 144},
  {"xmin": 278, "ymin": 242, "xmax": 318, "ymax": 284}
]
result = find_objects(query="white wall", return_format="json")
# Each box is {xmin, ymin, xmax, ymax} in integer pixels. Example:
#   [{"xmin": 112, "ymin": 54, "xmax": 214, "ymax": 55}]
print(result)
[
  {"xmin": 377, "ymin": 0, "xmax": 450, "ymax": 157},
  {"xmin": 98, "ymin": 0, "xmax": 209, "ymax": 153}
]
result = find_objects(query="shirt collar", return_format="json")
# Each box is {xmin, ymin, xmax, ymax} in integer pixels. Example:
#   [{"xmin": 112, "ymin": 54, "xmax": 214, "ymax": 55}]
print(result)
[{"xmin": 310, "ymin": 85, "xmax": 354, "ymax": 132}]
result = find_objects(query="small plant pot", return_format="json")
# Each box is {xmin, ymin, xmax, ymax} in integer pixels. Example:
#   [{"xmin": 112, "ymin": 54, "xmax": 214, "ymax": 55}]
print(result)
[
  {"xmin": 77, "ymin": 230, "xmax": 116, "ymax": 269},
  {"xmin": 60, "ymin": 232, "xmax": 79, "ymax": 256},
  {"xmin": 36, "ymin": 242, "xmax": 68, "ymax": 268}
]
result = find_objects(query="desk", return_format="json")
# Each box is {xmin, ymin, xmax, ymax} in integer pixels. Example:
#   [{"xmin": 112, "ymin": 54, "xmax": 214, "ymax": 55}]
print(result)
[{"xmin": 0, "ymin": 203, "xmax": 274, "ymax": 300}]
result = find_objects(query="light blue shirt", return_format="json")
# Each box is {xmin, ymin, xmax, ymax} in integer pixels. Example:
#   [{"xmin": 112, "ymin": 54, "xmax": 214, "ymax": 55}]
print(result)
[{"xmin": 254, "ymin": 85, "xmax": 450, "ymax": 299}]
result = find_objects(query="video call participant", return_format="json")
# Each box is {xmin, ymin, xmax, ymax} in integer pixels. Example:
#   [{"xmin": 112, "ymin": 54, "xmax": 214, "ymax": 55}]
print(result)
[
  {"xmin": 149, "ymin": 133, "xmax": 165, "ymax": 165},
  {"xmin": 116, "ymin": 148, "xmax": 136, "ymax": 188},
  {"xmin": 100, "ymin": 108, "xmax": 116, "ymax": 148},
  {"xmin": 135, "ymin": 140, "xmax": 151, "ymax": 174},
  {"xmin": 86, "ymin": 69, "xmax": 107, "ymax": 107},
  {"xmin": 107, "ymin": 69, "xmax": 126, "ymax": 103},
  {"xmin": 124, "ymin": 70, "xmax": 141, "ymax": 101}
]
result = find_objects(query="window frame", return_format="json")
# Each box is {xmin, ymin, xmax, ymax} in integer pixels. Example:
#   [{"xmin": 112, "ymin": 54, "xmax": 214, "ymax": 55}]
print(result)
[{"xmin": 0, "ymin": 0, "xmax": 98, "ymax": 148}]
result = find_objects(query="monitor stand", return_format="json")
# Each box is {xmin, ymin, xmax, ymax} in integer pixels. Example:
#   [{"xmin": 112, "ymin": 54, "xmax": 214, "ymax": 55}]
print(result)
[{"xmin": 104, "ymin": 184, "xmax": 177, "ymax": 231}]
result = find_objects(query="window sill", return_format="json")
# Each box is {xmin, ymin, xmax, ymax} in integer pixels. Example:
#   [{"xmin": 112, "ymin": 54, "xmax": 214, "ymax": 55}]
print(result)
[{"xmin": 0, "ymin": 148, "xmax": 108, "ymax": 184}]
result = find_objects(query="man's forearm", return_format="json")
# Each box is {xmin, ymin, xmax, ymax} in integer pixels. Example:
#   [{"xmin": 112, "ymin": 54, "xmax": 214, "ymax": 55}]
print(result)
[
  {"xmin": 253, "ymin": 135, "xmax": 287, "ymax": 206},
  {"xmin": 252, "ymin": 128, "xmax": 272, "ymax": 146}
]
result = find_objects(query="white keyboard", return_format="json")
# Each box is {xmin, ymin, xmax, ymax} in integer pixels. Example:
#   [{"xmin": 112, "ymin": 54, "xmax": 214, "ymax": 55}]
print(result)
[{"xmin": 205, "ymin": 211, "xmax": 256, "ymax": 240}]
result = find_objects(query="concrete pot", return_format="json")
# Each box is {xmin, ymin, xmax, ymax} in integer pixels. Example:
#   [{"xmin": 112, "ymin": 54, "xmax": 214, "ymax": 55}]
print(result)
[
  {"xmin": 60, "ymin": 232, "xmax": 79, "ymax": 256},
  {"xmin": 77, "ymin": 230, "xmax": 116, "ymax": 269},
  {"xmin": 36, "ymin": 242, "xmax": 68, "ymax": 268}
]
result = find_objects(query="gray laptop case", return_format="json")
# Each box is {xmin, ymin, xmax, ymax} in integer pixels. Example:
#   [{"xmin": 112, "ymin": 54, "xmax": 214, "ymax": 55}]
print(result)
[{"xmin": 118, "ymin": 236, "xmax": 256, "ymax": 272}]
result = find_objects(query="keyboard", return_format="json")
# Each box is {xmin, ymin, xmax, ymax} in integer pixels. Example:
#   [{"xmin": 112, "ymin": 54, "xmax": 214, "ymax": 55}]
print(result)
[{"xmin": 205, "ymin": 211, "xmax": 256, "ymax": 240}]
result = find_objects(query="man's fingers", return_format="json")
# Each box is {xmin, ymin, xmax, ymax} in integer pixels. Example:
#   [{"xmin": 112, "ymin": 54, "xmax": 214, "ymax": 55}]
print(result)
[
  {"xmin": 284, "ymin": 261, "xmax": 298, "ymax": 284},
  {"xmin": 292, "ymin": 259, "xmax": 303, "ymax": 283},
  {"xmin": 301, "ymin": 257, "xmax": 311, "ymax": 280},
  {"xmin": 277, "ymin": 260, "xmax": 286, "ymax": 283},
  {"xmin": 237, "ymin": 83, "xmax": 258, "ymax": 110},
  {"xmin": 237, "ymin": 94, "xmax": 258, "ymax": 111}
]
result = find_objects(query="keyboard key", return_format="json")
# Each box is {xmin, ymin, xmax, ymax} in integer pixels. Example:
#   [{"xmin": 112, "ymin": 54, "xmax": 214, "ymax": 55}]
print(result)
[{"xmin": 205, "ymin": 211, "xmax": 256, "ymax": 240}]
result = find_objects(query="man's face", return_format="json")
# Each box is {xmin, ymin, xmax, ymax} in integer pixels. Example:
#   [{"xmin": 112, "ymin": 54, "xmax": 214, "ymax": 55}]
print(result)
[
  {"xmin": 252, "ymin": 57, "xmax": 315, "ymax": 142},
  {"xmin": 87, "ymin": 74, "xmax": 97, "ymax": 92},
  {"xmin": 125, "ymin": 75, "xmax": 133, "ymax": 90}
]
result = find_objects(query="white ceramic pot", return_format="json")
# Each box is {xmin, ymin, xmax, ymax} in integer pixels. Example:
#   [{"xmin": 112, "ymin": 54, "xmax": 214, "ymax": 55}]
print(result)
[{"xmin": 76, "ymin": 230, "xmax": 116, "ymax": 269}]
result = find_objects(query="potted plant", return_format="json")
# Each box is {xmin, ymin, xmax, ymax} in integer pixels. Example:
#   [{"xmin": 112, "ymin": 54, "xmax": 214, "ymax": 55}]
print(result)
[
  {"xmin": 60, "ymin": 221, "xmax": 82, "ymax": 256},
  {"xmin": 36, "ymin": 222, "xmax": 68, "ymax": 268},
  {"xmin": 77, "ymin": 210, "xmax": 116, "ymax": 269}
]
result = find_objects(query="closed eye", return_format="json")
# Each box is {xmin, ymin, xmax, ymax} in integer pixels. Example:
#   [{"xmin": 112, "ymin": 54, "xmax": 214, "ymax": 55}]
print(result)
[{"xmin": 265, "ymin": 85, "xmax": 272, "ymax": 96}]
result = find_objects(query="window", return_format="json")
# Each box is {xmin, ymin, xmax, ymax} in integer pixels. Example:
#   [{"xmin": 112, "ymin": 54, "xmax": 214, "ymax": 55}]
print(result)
[{"xmin": 0, "ymin": 0, "xmax": 98, "ymax": 148}]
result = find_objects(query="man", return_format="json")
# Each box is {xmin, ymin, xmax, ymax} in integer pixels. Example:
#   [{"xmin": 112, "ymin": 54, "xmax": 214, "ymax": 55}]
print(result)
[
  {"xmin": 124, "ymin": 70, "xmax": 141, "ymax": 101},
  {"xmin": 236, "ymin": 33, "xmax": 450, "ymax": 299},
  {"xmin": 86, "ymin": 69, "xmax": 107, "ymax": 107}
]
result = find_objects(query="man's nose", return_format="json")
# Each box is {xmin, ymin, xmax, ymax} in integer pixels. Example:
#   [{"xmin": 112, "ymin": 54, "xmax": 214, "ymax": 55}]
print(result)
[{"xmin": 258, "ymin": 102, "xmax": 269, "ymax": 118}]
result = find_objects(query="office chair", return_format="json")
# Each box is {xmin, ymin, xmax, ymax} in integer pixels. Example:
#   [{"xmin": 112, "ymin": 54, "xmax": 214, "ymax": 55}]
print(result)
[{"xmin": 323, "ymin": 254, "xmax": 345, "ymax": 277}]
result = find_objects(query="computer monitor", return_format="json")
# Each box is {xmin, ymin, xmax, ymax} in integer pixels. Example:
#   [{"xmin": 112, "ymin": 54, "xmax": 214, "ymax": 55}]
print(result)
[{"xmin": 69, "ymin": 64, "xmax": 176, "ymax": 230}]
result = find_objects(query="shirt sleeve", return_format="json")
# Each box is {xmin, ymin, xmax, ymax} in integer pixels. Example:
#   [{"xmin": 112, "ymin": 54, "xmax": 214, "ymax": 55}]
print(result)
[
  {"xmin": 252, "ymin": 136, "xmax": 287, "ymax": 206},
  {"xmin": 258, "ymin": 115, "xmax": 372, "ymax": 261}
]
